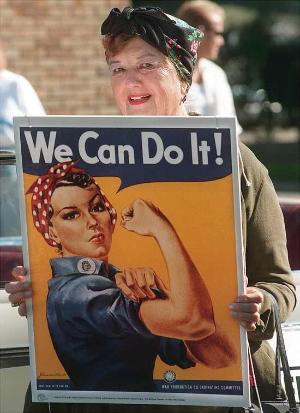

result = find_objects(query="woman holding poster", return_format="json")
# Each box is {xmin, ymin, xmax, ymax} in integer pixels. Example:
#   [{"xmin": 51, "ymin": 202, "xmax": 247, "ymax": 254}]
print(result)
[{"xmin": 6, "ymin": 5, "xmax": 296, "ymax": 413}]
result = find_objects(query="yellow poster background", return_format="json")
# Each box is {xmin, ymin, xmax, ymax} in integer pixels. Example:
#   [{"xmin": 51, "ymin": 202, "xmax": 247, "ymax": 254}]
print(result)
[{"xmin": 24, "ymin": 172, "xmax": 242, "ymax": 384}]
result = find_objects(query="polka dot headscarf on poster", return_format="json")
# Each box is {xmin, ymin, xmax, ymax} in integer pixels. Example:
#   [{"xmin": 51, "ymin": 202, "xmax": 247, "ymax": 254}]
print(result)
[{"xmin": 26, "ymin": 161, "xmax": 117, "ymax": 247}]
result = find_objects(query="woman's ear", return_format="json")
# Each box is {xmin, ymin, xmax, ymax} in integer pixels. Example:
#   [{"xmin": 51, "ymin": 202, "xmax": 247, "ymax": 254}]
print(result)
[
  {"xmin": 180, "ymin": 81, "xmax": 189, "ymax": 103},
  {"xmin": 110, "ymin": 221, "xmax": 115, "ymax": 234}
]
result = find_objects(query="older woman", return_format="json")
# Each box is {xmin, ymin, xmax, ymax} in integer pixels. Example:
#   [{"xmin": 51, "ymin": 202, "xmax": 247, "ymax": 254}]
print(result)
[{"xmin": 6, "ymin": 6, "xmax": 296, "ymax": 413}]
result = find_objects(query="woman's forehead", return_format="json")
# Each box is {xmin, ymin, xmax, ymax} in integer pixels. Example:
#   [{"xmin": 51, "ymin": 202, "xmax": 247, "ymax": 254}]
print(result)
[
  {"xmin": 109, "ymin": 37, "xmax": 163, "ymax": 64},
  {"xmin": 51, "ymin": 184, "xmax": 100, "ymax": 206}
]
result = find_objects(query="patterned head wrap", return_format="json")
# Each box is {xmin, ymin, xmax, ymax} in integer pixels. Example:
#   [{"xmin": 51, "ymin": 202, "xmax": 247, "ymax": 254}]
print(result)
[
  {"xmin": 26, "ymin": 161, "xmax": 117, "ymax": 248},
  {"xmin": 101, "ymin": 6, "xmax": 204, "ymax": 87}
]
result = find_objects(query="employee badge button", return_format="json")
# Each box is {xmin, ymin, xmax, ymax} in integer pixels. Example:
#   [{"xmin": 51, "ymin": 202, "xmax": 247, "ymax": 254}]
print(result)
[{"xmin": 77, "ymin": 258, "xmax": 96, "ymax": 275}]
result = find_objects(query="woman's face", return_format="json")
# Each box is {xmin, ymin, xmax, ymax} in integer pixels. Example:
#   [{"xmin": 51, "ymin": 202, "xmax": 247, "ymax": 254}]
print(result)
[
  {"xmin": 199, "ymin": 13, "xmax": 224, "ymax": 61},
  {"xmin": 49, "ymin": 184, "xmax": 114, "ymax": 262},
  {"xmin": 109, "ymin": 37, "xmax": 187, "ymax": 116}
]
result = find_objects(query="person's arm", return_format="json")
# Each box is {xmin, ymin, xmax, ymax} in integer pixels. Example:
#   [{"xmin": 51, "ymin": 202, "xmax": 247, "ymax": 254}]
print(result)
[
  {"xmin": 116, "ymin": 261, "xmax": 237, "ymax": 368},
  {"xmin": 184, "ymin": 325, "xmax": 237, "ymax": 368},
  {"xmin": 121, "ymin": 199, "xmax": 215, "ymax": 341},
  {"xmin": 231, "ymin": 144, "xmax": 296, "ymax": 339},
  {"xmin": 15, "ymin": 75, "xmax": 46, "ymax": 116}
]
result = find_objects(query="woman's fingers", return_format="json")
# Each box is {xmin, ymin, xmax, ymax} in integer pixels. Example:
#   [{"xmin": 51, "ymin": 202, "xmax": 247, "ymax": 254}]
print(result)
[
  {"xmin": 154, "ymin": 275, "xmax": 167, "ymax": 293},
  {"xmin": 11, "ymin": 265, "xmax": 27, "ymax": 281},
  {"xmin": 121, "ymin": 206, "xmax": 133, "ymax": 221},
  {"xmin": 229, "ymin": 286, "xmax": 264, "ymax": 331},
  {"xmin": 7, "ymin": 288, "xmax": 32, "ymax": 304},
  {"xmin": 240, "ymin": 321, "xmax": 257, "ymax": 331},
  {"xmin": 121, "ymin": 268, "xmax": 146, "ymax": 299},
  {"xmin": 5, "ymin": 279, "xmax": 31, "ymax": 295},
  {"xmin": 121, "ymin": 207, "xmax": 134, "ymax": 230},
  {"xmin": 138, "ymin": 269, "xmax": 156, "ymax": 299},
  {"xmin": 5, "ymin": 266, "xmax": 31, "ymax": 317},
  {"xmin": 18, "ymin": 301, "xmax": 28, "ymax": 317},
  {"xmin": 115, "ymin": 273, "xmax": 138, "ymax": 302},
  {"xmin": 116, "ymin": 268, "xmax": 162, "ymax": 300},
  {"xmin": 125, "ymin": 268, "xmax": 147, "ymax": 299}
]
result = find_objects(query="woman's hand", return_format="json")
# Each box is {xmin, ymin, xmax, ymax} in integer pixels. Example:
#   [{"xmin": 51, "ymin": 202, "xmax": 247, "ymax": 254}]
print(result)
[
  {"xmin": 121, "ymin": 198, "xmax": 170, "ymax": 237},
  {"xmin": 229, "ymin": 286, "xmax": 264, "ymax": 331},
  {"xmin": 4, "ymin": 266, "xmax": 31, "ymax": 317},
  {"xmin": 115, "ymin": 267, "xmax": 166, "ymax": 301}
]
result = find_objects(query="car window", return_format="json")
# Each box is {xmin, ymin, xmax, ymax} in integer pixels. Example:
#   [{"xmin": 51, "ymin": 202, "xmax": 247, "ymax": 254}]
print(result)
[{"xmin": 0, "ymin": 151, "xmax": 23, "ymax": 287}]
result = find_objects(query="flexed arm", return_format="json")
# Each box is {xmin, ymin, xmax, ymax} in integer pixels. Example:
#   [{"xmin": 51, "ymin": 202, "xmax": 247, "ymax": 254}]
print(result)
[{"xmin": 121, "ymin": 199, "xmax": 215, "ymax": 341}]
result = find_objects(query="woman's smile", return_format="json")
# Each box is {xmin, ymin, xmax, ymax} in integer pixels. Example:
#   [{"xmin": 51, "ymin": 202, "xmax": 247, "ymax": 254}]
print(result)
[{"xmin": 128, "ymin": 94, "xmax": 151, "ymax": 105}]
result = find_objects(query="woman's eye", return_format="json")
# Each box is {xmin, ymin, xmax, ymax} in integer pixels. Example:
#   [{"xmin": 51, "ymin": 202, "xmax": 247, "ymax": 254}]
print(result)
[
  {"xmin": 62, "ymin": 211, "xmax": 79, "ymax": 220},
  {"xmin": 90, "ymin": 202, "xmax": 105, "ymax": 213},
  {"xmin": 111, "ymin": 67, "xmax": 125, "ymax": 75},
  {"xmin": 139, "ymin": 62, "xmax": 155, "ymax": 70}
]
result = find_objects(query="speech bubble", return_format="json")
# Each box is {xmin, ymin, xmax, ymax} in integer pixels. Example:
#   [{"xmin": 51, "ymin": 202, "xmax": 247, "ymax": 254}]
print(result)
[{"xmin": 20, "ymin": 127, "xmax": 232, "ymax": 191}]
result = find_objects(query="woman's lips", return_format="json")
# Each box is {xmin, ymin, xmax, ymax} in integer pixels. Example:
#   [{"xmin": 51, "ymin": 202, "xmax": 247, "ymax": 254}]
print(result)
[
  {"xmin": 89, "ymin": 233, "xmax": 105, "ymax": 243},
  {"xmin": 128, "ymin": 95, "xmax": 151, "ymax": 105}
]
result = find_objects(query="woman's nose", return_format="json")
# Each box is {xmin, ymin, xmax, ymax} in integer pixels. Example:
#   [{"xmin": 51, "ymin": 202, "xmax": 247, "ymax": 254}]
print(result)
[
  {"xmin": 86, "ymin": 212, "xmax": 99, "ymax": 228},
  {"xmin": 218, "ymin": 34, "xmax": 225, "ymax": 47},
  {"xmin": 125, "ymin": 68, "xmax": 142, "ymax": 86}
]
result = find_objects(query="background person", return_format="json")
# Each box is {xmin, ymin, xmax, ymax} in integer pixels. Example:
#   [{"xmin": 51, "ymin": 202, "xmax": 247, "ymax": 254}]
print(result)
[
  {"xmin": 176, "ymin": 0, "xmax": 242, "ymax": 135},
  {"xmin": 6, "ymin": 6, "xmax": 296, "ymax": 413},
  {"xmin": 0, "ymin": 38, "xmax": 45, "ymax": 150},
  {"xmin": 0, "ymin": 38, "xmax": 46, "ymax": 238}
]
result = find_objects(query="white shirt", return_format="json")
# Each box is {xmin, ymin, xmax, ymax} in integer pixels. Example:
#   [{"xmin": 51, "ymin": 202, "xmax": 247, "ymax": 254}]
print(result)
[
  {"xmin": 0, "ymin": 69, "xmax": 46, "ymax": 149},
  {"xmin": 185, "ymin": 58, "xmax": 242, "ymax": 135}
]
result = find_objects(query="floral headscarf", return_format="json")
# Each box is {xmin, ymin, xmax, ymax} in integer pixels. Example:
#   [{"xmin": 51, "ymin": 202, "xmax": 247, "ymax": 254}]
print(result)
[
  {"xmin": 26, "ymin": 161, "xmax": 117, "ymax": 247},
  {"xmin": 101, "ymin": 6, "xmax": 204, "ymax": 87}
]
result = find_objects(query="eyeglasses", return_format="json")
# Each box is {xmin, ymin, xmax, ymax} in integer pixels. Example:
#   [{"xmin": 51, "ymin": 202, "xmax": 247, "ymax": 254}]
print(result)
[{"xmin": 206, "ymin": 28, "xmax": 224, "ymax": 36}]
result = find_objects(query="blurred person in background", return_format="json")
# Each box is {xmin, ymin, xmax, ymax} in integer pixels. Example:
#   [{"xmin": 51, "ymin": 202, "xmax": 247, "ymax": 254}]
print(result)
[
  {"xmin": 176, "ymin": 0, "xmax": 242, "ymax": 135},
  {"xmin": 0, "ymin": 38, "xmax": 45, "ymax": 150},
  {"xmin": 0, "ymin": 39, "xmax": 45, "ymax": 236}
]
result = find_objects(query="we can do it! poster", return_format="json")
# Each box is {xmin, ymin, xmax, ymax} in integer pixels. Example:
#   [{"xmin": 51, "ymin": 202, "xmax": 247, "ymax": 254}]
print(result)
[{"xmin": 14, "ymin": 116, "xmax": 250, "ymax": 407}]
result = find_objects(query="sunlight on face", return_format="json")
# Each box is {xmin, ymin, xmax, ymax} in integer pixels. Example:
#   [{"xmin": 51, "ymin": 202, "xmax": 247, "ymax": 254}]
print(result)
[
  {"xmin": 109, "ymin": 37, "xmax": 187, "ymax": 116},
  {"xmin": 49, "ymin": 184, "xmax": 113, "ymax": 261}
]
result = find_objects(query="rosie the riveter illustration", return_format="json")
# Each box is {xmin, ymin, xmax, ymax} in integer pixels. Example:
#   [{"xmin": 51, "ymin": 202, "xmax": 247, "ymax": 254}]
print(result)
[{"xmin": 27, "ymin": 160, "xmax": 236, "ymax": 392}]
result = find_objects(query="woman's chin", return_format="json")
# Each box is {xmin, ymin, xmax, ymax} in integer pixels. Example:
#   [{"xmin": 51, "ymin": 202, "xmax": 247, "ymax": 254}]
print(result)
[{"xmin": 125, "ymin": 103, "xmax": 156, "ymax": 116}]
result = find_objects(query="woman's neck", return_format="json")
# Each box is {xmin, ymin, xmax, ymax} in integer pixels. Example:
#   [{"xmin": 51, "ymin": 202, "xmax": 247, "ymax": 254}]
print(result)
[
  {"xmin": 192, "ymin": 57, "xmax": 203, "ymax": 84},
  {"xmin": 174, "ymin": 104, "xmax": 188, "ymax": 117}
]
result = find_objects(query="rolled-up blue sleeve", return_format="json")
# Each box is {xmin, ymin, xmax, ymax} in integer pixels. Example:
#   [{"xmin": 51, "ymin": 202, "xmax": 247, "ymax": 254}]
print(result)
[
  {"xmin": 48, "ymin": 275, "xmax": 152, "ymax": 339},
  {"xmin": 159, "ymin": 337, "xmax": 195, "ymax": 369}
]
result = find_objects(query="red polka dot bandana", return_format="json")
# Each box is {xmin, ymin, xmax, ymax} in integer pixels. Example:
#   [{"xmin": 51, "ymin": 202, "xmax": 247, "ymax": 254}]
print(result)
[{"xmin": 26, "ymin": 161, "xmax": 117, "ymax": 247}]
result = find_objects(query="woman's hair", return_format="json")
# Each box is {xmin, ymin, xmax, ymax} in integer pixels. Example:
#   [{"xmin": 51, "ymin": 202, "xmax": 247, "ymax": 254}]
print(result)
[
  {"xmin": 26, "ymin": 161, "xmax": 117, "ymax": 248},
  {"xmin": 102, "ymin": 33, "xmax": 136, "ymax": 62},
  {"xmin": 101, "ymin": 7, "xmax": 204, "ymax": 89},
  {"xmin": 176, "ymin": 0, "xmax": 225, "ymax": 30}
]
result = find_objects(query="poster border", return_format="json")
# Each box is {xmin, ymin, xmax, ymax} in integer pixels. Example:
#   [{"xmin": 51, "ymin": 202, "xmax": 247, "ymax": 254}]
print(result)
[{"xmin": 13, "ymin": 115, "xmax": 250, "ymax": 407}]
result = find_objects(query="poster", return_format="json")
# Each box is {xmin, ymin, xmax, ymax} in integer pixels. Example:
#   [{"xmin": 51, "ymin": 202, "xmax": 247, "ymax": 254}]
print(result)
[{"xmin": 14, "ymin": 116, "xmax": 250, "ymax": 407}]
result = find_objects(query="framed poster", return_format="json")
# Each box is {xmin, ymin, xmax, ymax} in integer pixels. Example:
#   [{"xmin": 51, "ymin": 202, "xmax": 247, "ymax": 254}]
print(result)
[{"xmin": 14, "ymin": 115, "xmax": 249, "ymax": 407}]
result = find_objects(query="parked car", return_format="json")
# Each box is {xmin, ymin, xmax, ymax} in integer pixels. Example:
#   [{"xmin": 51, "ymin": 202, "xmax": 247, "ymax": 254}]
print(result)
[
  {"xmin": 0, "ymin": 150, "xmax": 299, "ymax": 411},
  {"xmin": 0, "ymin": 151, "xmax": 29, "ymax": 413}
]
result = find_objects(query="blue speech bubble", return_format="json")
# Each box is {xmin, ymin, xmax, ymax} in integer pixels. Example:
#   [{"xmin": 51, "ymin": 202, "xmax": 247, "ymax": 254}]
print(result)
[{"xmin": 20, "ymin": 127, "xmax": 232, "ymax": 190}]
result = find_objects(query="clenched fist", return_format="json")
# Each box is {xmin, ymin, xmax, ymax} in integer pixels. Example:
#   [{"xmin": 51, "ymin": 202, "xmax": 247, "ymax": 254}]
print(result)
[{"xmin": 121, "ymin": 198, "xmax": 170, "ymax": 237}]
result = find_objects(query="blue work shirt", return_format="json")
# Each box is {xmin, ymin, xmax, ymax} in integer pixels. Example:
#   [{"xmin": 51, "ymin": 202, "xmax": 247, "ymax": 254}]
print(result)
[{"xmin": 47, "ymin": 257, "xmax": 194, "ymax": 392}]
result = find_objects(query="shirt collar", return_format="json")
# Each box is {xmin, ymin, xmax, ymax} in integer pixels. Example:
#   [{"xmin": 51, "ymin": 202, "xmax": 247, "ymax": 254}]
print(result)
[{"xmin": 49, "ymin": 256, "xmax": 119, "ymax": 281}]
